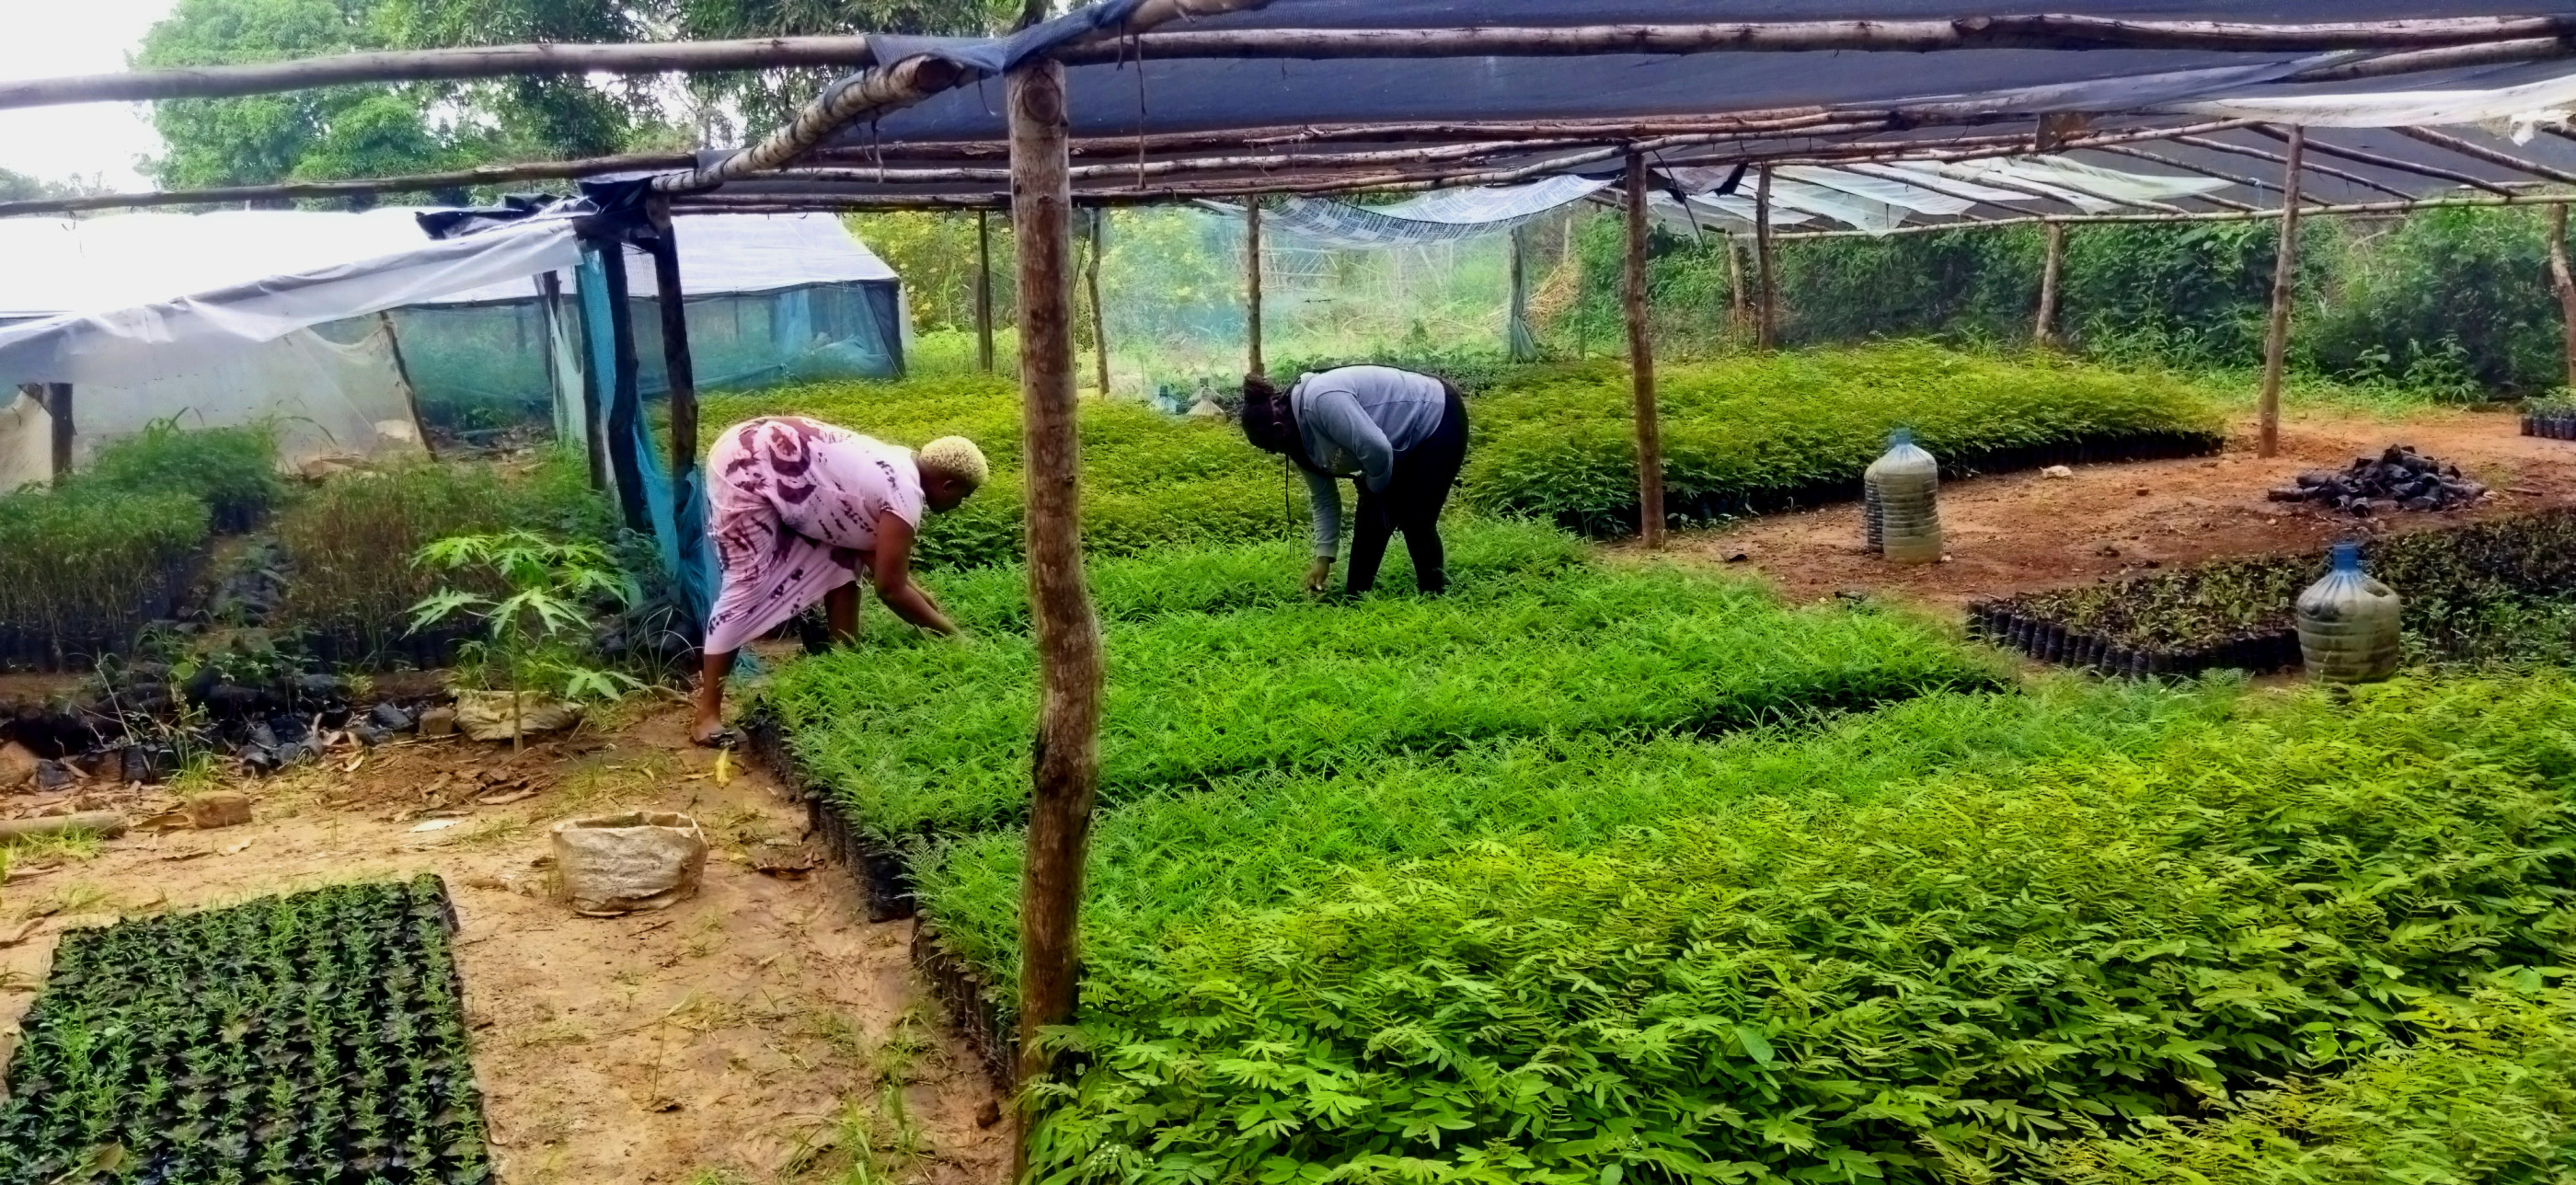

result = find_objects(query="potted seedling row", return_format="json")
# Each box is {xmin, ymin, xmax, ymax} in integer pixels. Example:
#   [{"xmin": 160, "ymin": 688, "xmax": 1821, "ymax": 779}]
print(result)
[{"xmin": 0, "ymin": 875, "xmax": 490, "ymax": 1185}]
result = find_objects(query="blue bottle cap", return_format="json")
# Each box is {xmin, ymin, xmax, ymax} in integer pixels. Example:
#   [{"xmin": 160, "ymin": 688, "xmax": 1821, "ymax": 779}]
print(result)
[
  {"xmin": 2329, "ymin": 541, "xmax": 2363, "ymax": 572},
  {"xmin": 1889, "ymin": 427, "xmax": 1914, "ymax": 448}
]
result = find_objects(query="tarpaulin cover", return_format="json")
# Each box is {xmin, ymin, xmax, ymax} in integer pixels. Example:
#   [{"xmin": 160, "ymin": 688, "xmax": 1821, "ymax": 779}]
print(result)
[{"xmin": 1204, "ymin": 176, "xmax": 1609, "ymax": 247}]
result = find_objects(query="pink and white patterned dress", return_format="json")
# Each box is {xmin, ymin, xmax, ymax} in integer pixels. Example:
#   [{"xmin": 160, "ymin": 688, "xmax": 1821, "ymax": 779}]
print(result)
[{"xmin": 703, "ymin": 417, "xmax": 925, "ymax": 655}]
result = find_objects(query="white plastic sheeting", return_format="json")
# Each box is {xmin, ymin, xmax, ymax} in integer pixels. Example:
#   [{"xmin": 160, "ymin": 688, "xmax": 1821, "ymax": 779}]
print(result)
[
  {"xmin": 0, "ymin": 216, "xmax": 582, "ymax": 391},
  {"xmin": 0, "ymin": 324, "xmax": 423, "ymax": 491},
  {"xmin": 2179, "ymin": 71, "xmax": 2576, "ymax": 139},
  {"xmin": 1922, "ymin": 156, "xmax": 2232, "ymax": 213}
]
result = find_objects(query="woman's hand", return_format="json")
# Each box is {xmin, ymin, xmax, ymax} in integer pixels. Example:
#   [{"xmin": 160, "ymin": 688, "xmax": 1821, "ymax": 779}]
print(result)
[{"xmin": 1304, "ymin": 557, "xmax": 1335, "ymax": 594}]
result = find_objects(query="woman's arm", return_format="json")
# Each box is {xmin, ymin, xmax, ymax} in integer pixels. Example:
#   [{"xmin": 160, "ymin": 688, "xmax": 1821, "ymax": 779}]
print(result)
[{"xmin": 868, "ymin": 512, "xmax": 959, "ymax": 636}]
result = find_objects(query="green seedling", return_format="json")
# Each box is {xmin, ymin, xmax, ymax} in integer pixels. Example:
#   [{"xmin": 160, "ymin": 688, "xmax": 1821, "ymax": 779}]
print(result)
[{"xmin": 408, "ymin": 530, "xmax": 643, "ymax": 751}]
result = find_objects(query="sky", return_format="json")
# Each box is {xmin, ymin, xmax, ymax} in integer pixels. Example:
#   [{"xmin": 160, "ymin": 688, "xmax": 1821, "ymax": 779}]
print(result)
[{"xmin": 1, "ymin": 0, "xmax": 179, "ymax": 190}]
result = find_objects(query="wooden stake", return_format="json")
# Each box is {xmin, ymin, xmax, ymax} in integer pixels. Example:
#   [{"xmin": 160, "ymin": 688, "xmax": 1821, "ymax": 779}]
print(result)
[
  {"xmin": 1086, "ymin": 211, "xmax": 1110, "ymax": 397},
  {"xmin": 374, "ymin": 312, "xmax": 435, "ymax": 461},
  {"xmin": 1507, "ymin": 222, "xmax": 1534, "ymax": 361},
  {"xmin": 1723, "ymin": 232, "xmax": 1749, "ymax": 338},
  {"xmin": 597, "ymin": 242, "xmax": 650, "ymax": 533},
  {"xmin": 2258, "ymin": 126, "xmax": 2306, "ymax": 460},
  {"xmin": 1246, "ymin": 200, "xmax": 1265, "ymax": 375},
  {"xmin": 1007, "ymin": 57, "xmax": 1104, "ymax": 1175},
  {"xmin": 646, "ymin": 201, "xmax": 700, "ymax": 569},
  {"xmin": 2034, "ymin": 221, "xmax": 2066, "ymax": 349},
  {"xmin": 974, "ymin": 211, "xmax": 996, "ymax": 374},
  {"xmin": 1754, "ymin": 166, "xmax": 1778, "ymax": 350},
  {"xmin": 1624, "ymin": 152, "xmax": 1665, "ymax": 549},
  {"xmin": 2549, "ymin": 203, "xmax": 2576, "ymax": 392},
  {"xmin": 41, "ymin": 383, "xmax": 72, "ymax": 488}
]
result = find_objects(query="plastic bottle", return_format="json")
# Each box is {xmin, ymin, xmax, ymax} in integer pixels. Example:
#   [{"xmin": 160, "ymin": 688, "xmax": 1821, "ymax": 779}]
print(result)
[
  {"xmin": 2295, "ymin": 541, "xmax": 2401, "ymax": 684},
  {"xmin": 1864, "ymin": 428, "xmax": 1942, "ymax": 564}
]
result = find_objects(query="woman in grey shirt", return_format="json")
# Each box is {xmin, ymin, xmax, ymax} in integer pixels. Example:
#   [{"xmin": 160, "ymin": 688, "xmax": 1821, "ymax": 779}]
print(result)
[{"xmin": 1240, "ymin": 365, "xmax": 1469, "ymax": 595}]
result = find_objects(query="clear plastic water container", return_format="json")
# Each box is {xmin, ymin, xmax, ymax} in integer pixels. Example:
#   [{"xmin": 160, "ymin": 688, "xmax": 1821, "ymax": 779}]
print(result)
[
  {"xmin": 2296, "ymin": 542, "xmax": 2401, "ymax": 684},
  {"xmin": 1864, "ymin": 428, "xmax": 1942, "ymax": 564}
]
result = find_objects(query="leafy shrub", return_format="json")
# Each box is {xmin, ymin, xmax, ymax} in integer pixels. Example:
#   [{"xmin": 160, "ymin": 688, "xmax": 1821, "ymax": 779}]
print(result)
[
  {"xmin": 83, "ymin": 420, "xmax": 283, "ymax": 533},
  {"xmin": 1463, "ymin": 343, "xmax": 2226, "ymax": 535},
  {"xmin": 1995, "ymin": 508, "xmax": 2576, "ymax": 661},
  {"xmin": 2047, "ymin": 987, "xmax": 2576, "ymax": 1184},
  {"xmin": 273, "ymin": 454, "xmax": 611, "ymax": 662},
  {"xmin": 1031, "ymin": 673, "xmax": 2576, "ymax": 1184},
  {"xmin": 917, "ymin": 674, "xmax": 2241, "ymax": 995},
  {"xmin": 768, "ymin": 536, "xmax": 2005, "ymax": 845},
  {"xmin": 699, "ymin": 374, "xmax": 1305, "ymax": 569},
  {"xmin": 0, "ymin": 875, "xmax": 489, "ymax": 1185},
  {"xmin": 0, "ymin": 487, "xmax": 209, "ymax": 671}
]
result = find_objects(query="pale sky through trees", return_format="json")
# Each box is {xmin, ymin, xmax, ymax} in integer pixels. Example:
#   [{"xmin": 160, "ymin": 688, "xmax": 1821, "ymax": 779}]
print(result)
[{"xmin": 0, "ymin": 0, "xmax": 177, "ymax": 190}]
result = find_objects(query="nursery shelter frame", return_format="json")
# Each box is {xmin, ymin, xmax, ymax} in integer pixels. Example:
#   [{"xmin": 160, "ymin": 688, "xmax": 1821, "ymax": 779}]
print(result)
[{"xmin": 17, "ymin": 1, "xmax": 2576, "ymax": 1165}]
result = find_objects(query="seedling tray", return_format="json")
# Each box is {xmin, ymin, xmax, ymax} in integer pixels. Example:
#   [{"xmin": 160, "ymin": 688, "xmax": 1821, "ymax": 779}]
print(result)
[{"xmin": 0, "ymin": 875, "xmax": 489, "ymax": 1185}]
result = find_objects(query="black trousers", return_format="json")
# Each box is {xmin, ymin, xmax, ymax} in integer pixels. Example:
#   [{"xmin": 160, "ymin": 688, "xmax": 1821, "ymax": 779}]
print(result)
[{"xmin": 1348, "ymin": 385, "xmax": 1468, "ymax": 595}]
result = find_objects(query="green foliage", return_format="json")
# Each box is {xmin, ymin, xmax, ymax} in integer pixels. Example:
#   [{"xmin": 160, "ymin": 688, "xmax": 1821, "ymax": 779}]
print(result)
[
  {"xmin": 2308, "ymin": 207, "xmax": 2566, "ymax": 398},
  {"xmin": 768, "ymin": 535, "xmax": 2005, "ymax": 845},
  {"xmin": 916, "ymin": 674, "xmax": 2241, "ymax": 997},
  {"xmin": 2004, "ymin": 509, "xmax": 2576, "ymax": 660},
  {"xmin": 0, "ymin": 488, "xmax": 210, "ymax": 669},
  {"xmin": 408, "ymin": 530, "xmax": 641, "ymax": 712},
  {"xmin": 1462, "ymin": 343, "xmax": 2226, "ymax": 535},
  {"xmin": 0, "ymin": 876, "xmax": 489, "ymax": 1185},
  {"xmin": 83, "ymin": 419, "xmax": 283, "ymax": 532},
  {"xmin": 1030, "ymin": 673, "xmax": 2576, "ymax": 1184},
  {"xmin": 273, "ymin": 454, "xmax": 612, "ymax": 658},
  {"xmin": 698, "ymin": 374, "xmax": 1304, "ymax": 569},
  {"xmin": 2049, "ymin": 986, "xmax": 2576, "ymax": 1184},
  {"xmin": 847, "ymin": 212, "xmax": 1016, "ymax": 339}
]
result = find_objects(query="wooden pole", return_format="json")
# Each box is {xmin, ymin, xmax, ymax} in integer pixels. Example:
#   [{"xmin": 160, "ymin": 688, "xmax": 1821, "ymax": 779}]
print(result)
[
  {"xmin": 598, "ymin": 242, "xmax": 650, "ymax": 533},
  {"xmin": 2034, "ymin": 221, "xmax": 2066, "ymax": 349},
  {"xmin": 1754, "ymin": 166, "xmax": 1778, "ymax": 350},
  {"xmin": 1624, "ymin": 152, "xmax": 1665, "ymax": 550},
  {"xmin": 1507, "ymin": 222, "xmax": 1534, "ymax": 361},
  {"xmin": 41, "ymin": 384, "xmax": 72, "ymax": 488},
  {"xmin": 1007, "ymin": 56, "xmax": 1104, "ymax": 1175},
  {"xmin": 646, "ymin": 202, "xmax": 700, "ymax": 549},
  {"xmin": 1723, "ymin": 232, "xmax": 1749, "ymax": 339},
  {"xmin": 1246, "ymin": 200, "xmax": 1265, "ymax": 375},
  {"xmin": 2258, "ymin": 126, "xmax": 2306, "ymax": 460},
  {"xmin": 974, "ymin": 211, "xmax": 996, "ymax": 374},
  {"xmin": 374, "ymin": 312, "xmax": 435, "ymax": 461},
  {"xmin": 2550, "ymin": 203, "xmax": 2576, "ymax": 393},
  {"xmin": 1086, "ymin": 211, "xmax": 1110, "ymax": 397},
  {"xmin": 541, "ymin": 270, "xmax": 605, "ymax": 489}
]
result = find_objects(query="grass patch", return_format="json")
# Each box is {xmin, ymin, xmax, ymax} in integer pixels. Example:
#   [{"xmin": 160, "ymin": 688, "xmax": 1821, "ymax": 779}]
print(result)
[
  {"xmin": 1463, "ymin": 343, "xmax": 2226, "ymax": 535},
  {"xmin": 1031, "ymin": 673, "xmax": 2576, "ymax": 1184},
  {"xmin": 0, "ymin": 487, "xmax": 209, "ymax": 671},
  {"xmin": 84, "ymin": 420, "xmax": 284, "ymax": 533},
  {"xmin": 0, "ymin": 875, "xmax": 489, "ymax": 1184},
  {"xmin": 770, "ymin": 531, "xmax": 2006, "ymax": 845}
]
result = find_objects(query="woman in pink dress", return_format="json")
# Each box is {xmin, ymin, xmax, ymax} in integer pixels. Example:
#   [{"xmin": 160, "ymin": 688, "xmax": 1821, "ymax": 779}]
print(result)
[{"xmin": 693, "ymin": 416, "xmax": 989, "ymax": 745}]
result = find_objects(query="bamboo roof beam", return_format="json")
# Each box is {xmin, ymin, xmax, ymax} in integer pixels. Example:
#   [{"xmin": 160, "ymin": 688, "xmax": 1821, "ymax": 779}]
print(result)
[
  {"xmin": 2391, "ymin": 124, "xmax": 2576, "ymax": 187},
  {"xmin": 2087, "ymin": 143, "xmax": 2280, "ymax": 196},
  {"xmin": 2166, "ymin": 133, "xmax": 2420, "ymax": 200},
  {"xmin": 2250, "ymin": 124, "xmax": 2517, "ymax": 195},
  {"xmin": 2290, "ymin": 34, "xmax": 2576, "ymax": 81},
  {"xmin": 0, "ymin": 152, "xmax": 696, "ymax": 219},
  {"xmin": 1768, "ymin": 189, "xmax": 2576, "ymax": 237}
]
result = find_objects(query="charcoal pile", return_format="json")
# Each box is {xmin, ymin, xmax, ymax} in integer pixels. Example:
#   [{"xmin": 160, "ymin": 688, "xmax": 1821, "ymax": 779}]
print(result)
[{"xmin": 2266, "ymin": 445, "xmax": 2488, "ymax": 515}]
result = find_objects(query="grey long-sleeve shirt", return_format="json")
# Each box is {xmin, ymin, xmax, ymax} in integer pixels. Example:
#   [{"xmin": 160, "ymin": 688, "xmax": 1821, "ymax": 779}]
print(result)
[{"xmin": 1291, "ymin": 366, "xmax": 1447, "ymax": 558}]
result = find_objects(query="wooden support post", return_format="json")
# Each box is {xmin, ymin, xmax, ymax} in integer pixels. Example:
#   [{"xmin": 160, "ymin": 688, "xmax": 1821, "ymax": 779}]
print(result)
[
  {"xmin": 974, "ymin": 210, "xmax": 996, "ymax": 374},
  {"xmin": 1724, "ymin": 231, "xmax": 1750, "ymax": 339},
  {"xmin": 1086, "ymin": 210, "xmax": 1110, "ymax": 397},
  {"xmin": 2258, "ymin": 126, "xmax": 2306, "ymax": 459},
  {"xmin": 1754, "ymin": 166, "xmax": 1778, "ymax": 350},
  {"xmin": 598, "ymin": 241, "xmax": 651, "ymax": 533},
  {"xmin": 1624, "ymin": 152, "xmax": 1666, "ymax": 549},
  {"xmin": 542, "ymin": 270, "xmax": 606, "ymax": 489},
  {"xmin": 1507, "ymin": 222, "xmax": 1535, "ymax": 361},
  {"xmin": 2034, "ymin": 221, "xmax": 2066, "ymax": 349},
  {"xmin": 42, "ymin": 383, "xmax": 72, "ymax": 488},
  {"xmin": 646, "ymin": 201, "xmax": 700, "ymax": 550},
  {"xmin": 1246, "ymin": 200, "xmax": 1265, "ymax": 375},
  {"xmin": 1006, "ymin": 56, "xmax": 1104, "ymax": 1175},
  {"xmin": 2550, "ymin": 204, "xmax": 2576, "ymax": 392},
  {"xmin": 374, "ymin": 312, "xmax": 435, "ymax": 461}
]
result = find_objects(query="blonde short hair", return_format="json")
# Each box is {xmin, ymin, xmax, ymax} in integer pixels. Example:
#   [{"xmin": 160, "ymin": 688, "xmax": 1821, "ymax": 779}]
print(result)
[{"xmin": 917, "ymin": 436, "xmax": 990, "ymax": 489}]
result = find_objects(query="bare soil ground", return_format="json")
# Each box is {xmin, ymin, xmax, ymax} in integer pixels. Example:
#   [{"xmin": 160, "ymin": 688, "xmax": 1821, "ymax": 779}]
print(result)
[
  {"xmin": 1646, "ymin": 407, "xmax": 2576, "ymax": 611},
  {"xmin": 0, "ymin": 699, "xmax": 1007, "ymax": 1185}
]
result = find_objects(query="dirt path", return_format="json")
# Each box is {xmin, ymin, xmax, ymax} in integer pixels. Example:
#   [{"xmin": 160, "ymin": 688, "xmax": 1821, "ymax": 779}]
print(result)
[
  {"xmin": 1649, "ymin": 408, "xmax": 2576, "ymax": 610},
  {"xmin": 0, "ymin": 701, "xmax": 1007, "ymax": 1185}
]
